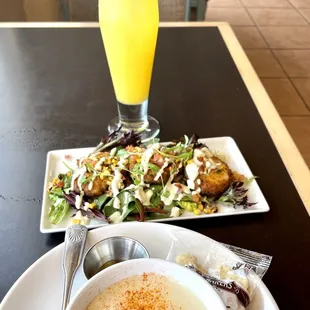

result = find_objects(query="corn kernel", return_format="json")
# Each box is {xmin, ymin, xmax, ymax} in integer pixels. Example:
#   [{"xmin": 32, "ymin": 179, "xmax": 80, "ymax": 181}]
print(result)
[
  {"xmin": 107, "ymin": 180, "xmax": 111, "ymax": 185},
  {"xmin": 187, "ymin": 159, "xmax": 193, "ymax": 164},
  {"xmin": 67, "ymin": 172, "xmax": 72, "ymax": 177},
  {"xmin": 89, "ymin": 203, "xmax": 96, "ymax": 209},
  {"xmin": 100, "ymin": 173, "xmax": 104, "ymax": 180},
  {"xmin": 112, "ymin": 159, "xmax": 118, "ymax": 164},
  {"xmin": 198, "ymin": 204, "xmax": 204, "ymax": 211},
  {"xmin": 107, "ymin": 159, "xmax": 112, "ymax": 164},
  {"xmin": 136, "ymin": 158, "xmax": 141, "ymax": 163},
  {"xmin": 193, "ymin": 208, "xmax": 201, "ymax": 215},
  {"xmin": 52, "ymin": 177, "xmax": 59, "ymax": 185},
  {"xmin": 72, "ymin": 219, "xmax": 81, "ymax": 224},
  {"xmin": 204, "ymin": 206, "xmax": 218, "ymax": 214},
  {"xmin": 203, "ymin": 208, "xmax": 211, "ymax": 214}
]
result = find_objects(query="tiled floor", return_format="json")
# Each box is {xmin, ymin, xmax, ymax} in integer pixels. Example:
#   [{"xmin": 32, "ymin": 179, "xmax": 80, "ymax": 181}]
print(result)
[{"xmin": 207, "ymin": 0, "xmax": 310, "ymax": 168}]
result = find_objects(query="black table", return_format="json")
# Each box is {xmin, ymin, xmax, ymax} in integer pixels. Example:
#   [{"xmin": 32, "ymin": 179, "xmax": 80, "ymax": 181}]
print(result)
[{"xmin": 0, "ymin": 23, "xmax": 309, "ymax": 309}]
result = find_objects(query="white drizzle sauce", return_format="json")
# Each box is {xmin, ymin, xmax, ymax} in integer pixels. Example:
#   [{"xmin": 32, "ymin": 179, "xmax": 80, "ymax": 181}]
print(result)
[
  {"xmin": 77, "ymin": 171, "xmax": 86, "ymax": 192},
  {"xmin": 192, "ymin": 188, "xmax": 201, "ymax": 195},
  {"xmin": 75, "ymin": 194, "xmax": 83, "ymax": 209},
  {"xmin": 70, "ymin": 166, "xmax": 86, "ymax": 192},
  {"xmin": 170, "ymin": 207, "xmax": 181, "ymax": 218},
  {"xmin": 186, "ymin": 163, "xmax": 200, "ymax": 190},
  {"xmin": 78, "ymin": 156, "xmax": 87, "ymax": 168},
  {"xmin": 161, "ymin": 183, "xmax": 189, "ymax": 206},
  {"xmin": 109, "ymin": 211, "xmax": 122, "ymax": 224},
  {"xmin": 74, "ymin": 210, "xmax": 83, "ymax": 220},
  {"xmin": 72, "ymin": 210, "xmax": 90, "ymax": 225},
  {"xmin": 134, "ymin": 187, "xmax": 153, "ymax": 206},
  {"xmin": 193, "ymin": 149, "xmax": 205, "ymax": 166},
  {"xmin": 111, "ymin": 169, "xmax": 123, "ymax": 197},
  {"xmin": 141, "ymin": 148, "xmax": 155, "ymax": 175},
  {"xmin": 83, "ymin": 202, "xmax": 90, "ymax": 211},
  {"xmin": 186, "ymin": 147, "xmax": 220, "ymax": 189},
  {"xmin": 119, "ymin": 157, "xmax": 128, "ymax": 169},
  {"xmin": 109, "ymin": 205, "xmax": 129, "ymax": 223},
  {"xmin": 154, "ymin": 158, "xmax": 169, "ymax": 181},
  {"xmin": 113, "ymin": 197, "xmax": 121, "ymax": 209},
  {"xmin": 94, "ymin": 157, "xmax": 106, "ymax": 170},
  {"xmin": 82, "ymin": 216, "xmax": 90, "ymax": 225},
  {"xmin": 123, "ymin": 184, "xmax": 138, "ymax": 191},
  {"xmin": 88, "ymin": 181, "xmax": 93, "ymax": 191},
  {"xmin": 110, "ymin": 147, "xmax": 117, "ymax": 157},
  {"xmin": 140, "ymin": 143, "xmax": 161, "ymax": 176}
]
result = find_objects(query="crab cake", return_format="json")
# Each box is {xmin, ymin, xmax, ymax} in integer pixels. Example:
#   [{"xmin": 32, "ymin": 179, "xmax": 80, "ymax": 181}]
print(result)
[
  {"xmin": 78, "ymin": 151, "xmax": 110, "ymax": 168},
  {"xmin": 73, "ymin": 172, "xmax": 110, "ymax": 197},
  {"xmin": 198, "ymin": 157, "xmax": 232, "ymax": 197},
  {"xmin": 74, "ymin": 151, "xmax": 115, "ymax": 196},
  {"xmin": 186, "ymin": 147, "xmax": 233, "ymax": 197},
  {"xmin": 127, "ymin": 146, "xmax": 170, "ymax": 184}
]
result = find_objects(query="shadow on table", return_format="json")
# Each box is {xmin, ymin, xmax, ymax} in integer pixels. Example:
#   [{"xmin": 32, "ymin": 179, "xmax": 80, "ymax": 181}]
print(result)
[{"xmin": 45, "ymin": 232, "xmax": 65, "ymax": 247}]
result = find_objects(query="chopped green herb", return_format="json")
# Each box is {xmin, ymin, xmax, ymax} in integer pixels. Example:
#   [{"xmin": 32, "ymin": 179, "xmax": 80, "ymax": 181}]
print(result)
[
  {"xmin": 116, "ymin": 148, "xmax": 129, "ymax": 157},
  {"xmin": 147, "ymin": 163, "xmax": 160, "ymax": 173},
  {"xmin": 62, "ymin": 161, "xmax": 74, "ymax": 172},
  {"xmin": 85, "ymin": 162, "xmax": 95, "ymax": 172},
  {"xmin": 132, "ymin": 163, "xmax": 144, "ymax": 175}
]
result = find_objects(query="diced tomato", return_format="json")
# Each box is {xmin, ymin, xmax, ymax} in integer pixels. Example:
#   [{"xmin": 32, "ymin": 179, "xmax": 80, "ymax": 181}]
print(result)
[
  {"xmin": 192, "ymin": 194, "xmax": 201, "ymax": 203},
  {"xmin": 57, "ymin": 181, "xmax": 64, "ymax": 188}
]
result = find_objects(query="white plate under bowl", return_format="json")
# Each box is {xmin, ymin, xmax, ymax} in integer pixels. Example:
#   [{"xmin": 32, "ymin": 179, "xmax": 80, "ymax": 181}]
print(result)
[
  {"xmin": 40, "ymin": 137, "xmax": 270, "ymax": 233},
  {"xmin": 1, "ymin": 222, "xmax": 279, "ymax": 310}
]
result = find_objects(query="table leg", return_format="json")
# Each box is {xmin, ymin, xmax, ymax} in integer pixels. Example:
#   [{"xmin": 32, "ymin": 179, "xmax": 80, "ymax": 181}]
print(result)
[
  {"xmin": 197, "ymin": 0, "xmax": 207, "ymax": 21},
  {"xmin": 59, "ymin": 0, "xmax": 70, "ymax": 21},
  {"xmin": 185, "ymin": 0, "xmax": 191, "ymax": 21}
]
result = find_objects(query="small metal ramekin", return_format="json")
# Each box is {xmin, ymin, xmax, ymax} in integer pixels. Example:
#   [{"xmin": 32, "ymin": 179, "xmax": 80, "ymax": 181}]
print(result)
[{"xmin": 83, "ymin": 236, "xmax": 150, "ymax": 279}]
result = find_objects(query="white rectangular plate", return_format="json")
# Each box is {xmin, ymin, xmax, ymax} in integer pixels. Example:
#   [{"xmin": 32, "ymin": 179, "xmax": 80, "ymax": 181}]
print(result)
[{"xmin": 40, "ymin": 137, "xmax": 270, "ymax": 233}]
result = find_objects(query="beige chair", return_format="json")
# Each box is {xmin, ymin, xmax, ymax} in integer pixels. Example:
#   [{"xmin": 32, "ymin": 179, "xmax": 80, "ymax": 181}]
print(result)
[{"xmin": 63, "ymin": 0, "xmax": 189, "ymax": 22}]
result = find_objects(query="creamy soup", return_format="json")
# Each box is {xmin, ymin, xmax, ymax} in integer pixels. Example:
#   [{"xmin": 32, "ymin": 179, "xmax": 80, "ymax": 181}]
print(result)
[{"xmin": 87, "ymin": 272, "xmax": 206, "ymax": 310}]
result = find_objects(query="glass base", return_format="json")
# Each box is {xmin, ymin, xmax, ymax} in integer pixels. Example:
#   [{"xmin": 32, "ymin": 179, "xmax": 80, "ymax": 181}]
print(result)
[{"xmin": 108, "ymin": 115, "xmax": 160, "ymax": 142}]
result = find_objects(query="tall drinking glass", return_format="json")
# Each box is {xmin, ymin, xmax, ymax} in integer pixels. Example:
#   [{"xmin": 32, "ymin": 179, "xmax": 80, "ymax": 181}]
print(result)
[{"xmin": 99, "ymin": 0, "xmax": 160, "ymax": 140}]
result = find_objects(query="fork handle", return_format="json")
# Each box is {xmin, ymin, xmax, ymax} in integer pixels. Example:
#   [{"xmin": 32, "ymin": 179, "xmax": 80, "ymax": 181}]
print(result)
[{"xmin": 61, "ymin": 225, "xmax": 88, "ymax": 310}]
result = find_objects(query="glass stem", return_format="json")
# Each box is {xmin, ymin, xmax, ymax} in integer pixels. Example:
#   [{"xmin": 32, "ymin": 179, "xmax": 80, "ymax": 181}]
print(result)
[{"xmin": 117, "ymin": 100, "xmax": 149, "ymax": 131}]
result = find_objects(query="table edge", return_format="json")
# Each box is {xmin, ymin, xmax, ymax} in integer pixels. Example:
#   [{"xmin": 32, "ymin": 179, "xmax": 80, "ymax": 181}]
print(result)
[
  {"xmin": 1, "ymin": 21, "xmax": 309, "ymax": 214},
  {"xmin": 0, "ymin": 21, "xmax": 225, "ymax": 28}
]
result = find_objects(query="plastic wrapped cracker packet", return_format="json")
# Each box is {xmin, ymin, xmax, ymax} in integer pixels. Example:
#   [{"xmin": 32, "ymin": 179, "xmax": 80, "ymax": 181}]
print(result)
[
  {"xmin": 221, "ymin": 243, "xmax": 272, "ymax": 279},
  {"xmin": 166, "ymin": 230, "xmax": 272, "ymax": 309}
]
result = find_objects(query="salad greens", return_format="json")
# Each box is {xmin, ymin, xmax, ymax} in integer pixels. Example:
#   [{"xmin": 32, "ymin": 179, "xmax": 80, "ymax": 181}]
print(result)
[
  {"xmin": 218, "ymin": 181, "xmax": 257, "ymax": 208},
  {"xmin": 48, "ymin": 191, "xmax": 69, "ymax": 225},
  {"xmin": 47, "ymin": 131, "xmax": 257, "ymax": 226}
]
